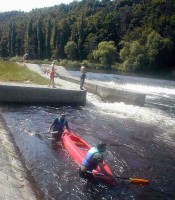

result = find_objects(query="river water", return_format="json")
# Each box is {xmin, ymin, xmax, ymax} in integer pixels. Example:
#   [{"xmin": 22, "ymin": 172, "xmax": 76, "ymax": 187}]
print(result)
[{"xmin": 0, "ymin": 71, "xmax": 175, "ymax": 200}]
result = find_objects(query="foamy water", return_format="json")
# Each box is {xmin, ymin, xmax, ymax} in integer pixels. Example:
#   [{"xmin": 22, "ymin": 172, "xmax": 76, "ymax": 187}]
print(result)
[{"xmin": 82, "ymin": 71, "xmax": 175, "ymax": 149}]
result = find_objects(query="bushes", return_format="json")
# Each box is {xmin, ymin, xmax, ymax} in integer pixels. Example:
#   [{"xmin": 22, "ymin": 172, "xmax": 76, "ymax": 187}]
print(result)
[
  {"xmin": 82, "ymin": 60, "xmax": 92, "ymax": 68},
  {"xmin": 9, "ymin": 56, "xmax": 23, "ymax": 62},
  {"xmin": 60, "ymin": 59, "xmax": 80, "ymax": 68}
]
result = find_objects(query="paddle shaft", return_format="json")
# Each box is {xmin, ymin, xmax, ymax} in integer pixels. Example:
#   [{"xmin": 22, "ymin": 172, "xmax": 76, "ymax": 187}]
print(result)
[
  {"xmin": 87, "ymin": 171, "xmax": 127, "ymax": 179},
  {"xmin": 87, "ymin": 171, "xmax": 112, "ymax": 177}
]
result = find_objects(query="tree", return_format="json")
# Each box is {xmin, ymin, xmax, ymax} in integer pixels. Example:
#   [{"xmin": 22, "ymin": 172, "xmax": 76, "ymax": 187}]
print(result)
[
  {"xmin": 37, "ymin": 18, "xmax": 44, "ymax": 59},
  {"xmin": 16, "ymin": 22, "xmax": 25, "ymax": 56},
  {"xmin": 76, "ymin": 13, "xmax": 87, "ymax": 60},
  {"xmin": 119, "ymin": 41, "xmax": 146, "ymax": 71},
  {"xmin": 119, "ymin": 31, "xmax": 173, "ymax": 72},
  {"xmin": 93, "ymin": 41, "xmax": 117, "ymax": 69},
  {"xmin": 50, "ymin": 21, "xmax": 59, "ymax": 59},
  {"xmin": 0, "ymin": 37, "xmax": 8, "ymax": 57},
  {"xmin": 45, "ymin": 19, "xmax": 52, "ymax": 59},
  {"xmin": 146, "ymin": 31, "xmax": 173, "ymax": 70},
  {"xmin": 64, "ymin": 41, "xmax": 77, "ymax": 60},
  {"xmin": 58, "ymin": 20, "xmax": 71, "ymax": 59},
  {"xmin": 84, "ymin": 33, "xmax": 98, "ymax": 59}
]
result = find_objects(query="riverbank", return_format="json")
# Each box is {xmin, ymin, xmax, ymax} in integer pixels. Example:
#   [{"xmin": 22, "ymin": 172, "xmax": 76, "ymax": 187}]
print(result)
[
  {"xmin": 0, "ymin": 60, "xmax": 49, "ymax": 85},
  {"xmin": 0, "ymin": 115, "xmax": 42, "ymax": 200}
]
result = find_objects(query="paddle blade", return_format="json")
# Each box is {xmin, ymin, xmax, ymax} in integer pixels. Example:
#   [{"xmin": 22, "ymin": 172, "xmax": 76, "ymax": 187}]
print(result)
[{"xmin": 129, "ymin": 178, "xmax": 150, "ymax": 186}]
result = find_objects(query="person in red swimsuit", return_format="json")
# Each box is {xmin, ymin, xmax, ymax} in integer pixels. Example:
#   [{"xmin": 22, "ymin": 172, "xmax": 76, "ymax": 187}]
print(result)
[{"xmin": 48, "ymin": 61, "xmax": 55, "ymax": 88}]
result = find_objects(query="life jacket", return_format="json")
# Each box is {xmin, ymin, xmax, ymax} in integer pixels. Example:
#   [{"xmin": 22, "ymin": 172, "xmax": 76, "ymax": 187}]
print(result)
[
  {"xmin": 82, "ymin": 147, "xmax": 100, "ymax": 169},
  {"xmin": 53, "ymin": 117, "xmax": 67, "ymax": 131}
]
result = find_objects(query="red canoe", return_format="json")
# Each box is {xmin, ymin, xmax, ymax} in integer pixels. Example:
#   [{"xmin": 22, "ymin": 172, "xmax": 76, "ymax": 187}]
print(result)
[{"xmin": 61, "ymin": 129, "xmax": 117, "ymax": 186}]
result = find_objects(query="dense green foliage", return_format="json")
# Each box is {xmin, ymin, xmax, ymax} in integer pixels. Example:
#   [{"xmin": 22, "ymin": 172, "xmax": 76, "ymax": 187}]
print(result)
[
  {"xmin": 0, "ymin": 0, "xmax": 175, "ymax": 74},
  {"xmin": 93, "ymin": 41, "xmax": 117, "ymax": 69}
]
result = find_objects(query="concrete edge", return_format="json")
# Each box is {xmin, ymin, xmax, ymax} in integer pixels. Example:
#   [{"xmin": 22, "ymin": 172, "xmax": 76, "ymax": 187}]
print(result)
[
  {"xmin": 57, "ymin": 74, "xmax": 146, "ymax": 106},
  {"xmin": 0, "ymin": 115, "xmax": 43, "ymax": 200}
]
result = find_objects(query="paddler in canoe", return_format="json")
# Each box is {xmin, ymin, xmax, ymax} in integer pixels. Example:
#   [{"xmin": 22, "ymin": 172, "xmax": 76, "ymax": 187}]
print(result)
[
  {"xmin": 79, "ymin": 142, "xmax": 115, "ymax": 181},
  {"xmin": 48, "ymin": 112, "xmax": 71, "ymax": 140}
]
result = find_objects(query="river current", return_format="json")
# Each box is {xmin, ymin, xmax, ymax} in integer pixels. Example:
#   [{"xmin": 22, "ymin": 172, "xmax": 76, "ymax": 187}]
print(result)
[{"xmin": 0, "ymin": 71, "xmax": 175, "ymax": 200}]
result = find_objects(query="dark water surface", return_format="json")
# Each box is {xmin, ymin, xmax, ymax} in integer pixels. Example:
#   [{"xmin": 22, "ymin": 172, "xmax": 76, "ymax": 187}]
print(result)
[{"xmin": 1, "ymin": 72, "xmax": 175, "ymax": 200}]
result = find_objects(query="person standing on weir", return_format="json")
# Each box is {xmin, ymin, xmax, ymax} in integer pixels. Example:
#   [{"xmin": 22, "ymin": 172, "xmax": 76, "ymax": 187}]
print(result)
[
  {"xmin": 80, "ymin": 65, "xmax": 86, "ymax": 90},
  {"xmin": 23, "ymin": 53, "xmax": 28, "ymax": 63},
  {"xmin": 48, "ymin": 61, "xmax": 55, "ymax": 88}
]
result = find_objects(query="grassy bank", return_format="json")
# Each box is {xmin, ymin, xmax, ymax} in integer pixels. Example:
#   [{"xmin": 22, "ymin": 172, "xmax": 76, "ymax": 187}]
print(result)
[{"xmin": 0, "ymin": 60, "xmax": 48, "ymax": 85}]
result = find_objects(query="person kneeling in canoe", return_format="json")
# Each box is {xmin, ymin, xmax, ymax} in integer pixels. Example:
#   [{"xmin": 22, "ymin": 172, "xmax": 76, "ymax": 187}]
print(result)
[
  {"xmin": 79, "ymin": 142, "xmax": 114, "ymax": 181},
  {"xmin": 48, "ymin": 112, "xmax": 71, "ymax": 140}
]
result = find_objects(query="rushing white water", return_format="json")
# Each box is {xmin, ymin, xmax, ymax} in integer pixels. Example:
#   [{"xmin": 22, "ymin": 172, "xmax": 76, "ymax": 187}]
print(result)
[
  {"xmin": 70, "ymin": 70, "xmax": 175, "ymax": 148},
  {"xmin": 122, "ymin": 83, "xmax": 175, "ymax": 95}
]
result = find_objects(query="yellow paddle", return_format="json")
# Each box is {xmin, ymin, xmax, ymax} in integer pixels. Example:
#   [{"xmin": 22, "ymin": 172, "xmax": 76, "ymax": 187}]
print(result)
[
  {"xmin": 88, "ymin": 171, "xmax": 150, "ymax": 186},
  {"xmin": 115, "ymin": 176, "xmax": 150, "ymax": 186}
]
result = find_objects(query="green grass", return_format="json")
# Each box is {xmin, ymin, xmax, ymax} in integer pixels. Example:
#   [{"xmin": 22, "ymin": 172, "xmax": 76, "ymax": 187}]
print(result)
[{"xmin": 0, "ymin": 60, "xmax": 49, "ymax": 85}]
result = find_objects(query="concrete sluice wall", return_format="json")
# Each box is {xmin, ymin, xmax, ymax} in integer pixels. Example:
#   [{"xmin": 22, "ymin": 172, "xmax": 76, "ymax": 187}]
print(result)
[
  {"xmin": 0, "ymin": 114, "xmax": 42, "ymax": 199},
  {"xmin": 0, "ymin": 82, "xmax": 86, "ymax": 106},
  {"xmin": 57, "ymin": 74, "xmax": 146, "ymax": 107}
]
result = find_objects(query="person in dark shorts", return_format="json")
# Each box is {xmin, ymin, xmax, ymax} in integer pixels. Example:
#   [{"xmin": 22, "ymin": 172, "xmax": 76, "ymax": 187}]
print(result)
[
  {"xmin": 80, "ymin": 66, "xmax": 86, "ymax": 90},
  {"xmin": 79, "ymin": 142, "xmax": 114, "ymax": 180},
  {"xmin": 48, "ymin": 112, "xmax": 71, "ymax": 140}
]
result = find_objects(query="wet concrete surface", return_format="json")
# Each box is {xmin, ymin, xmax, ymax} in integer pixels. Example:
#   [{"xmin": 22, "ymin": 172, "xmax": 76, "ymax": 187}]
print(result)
[{"xmin": 0, "ymin": 116, "xmax": 41, "ymax": 200}]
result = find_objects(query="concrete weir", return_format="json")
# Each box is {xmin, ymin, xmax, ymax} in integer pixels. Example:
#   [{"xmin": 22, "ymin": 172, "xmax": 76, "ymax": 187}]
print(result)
[
  {"xmin": 0, "ymin": 82, "xmax": 86, "ymax": 106},
  {"xmin": 85, "ymin": 82, "xmax": 146, "ymax": 106},
  {"xmin": 56, "ymin": 74, "xmax": 146, "ymax": 107}
]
